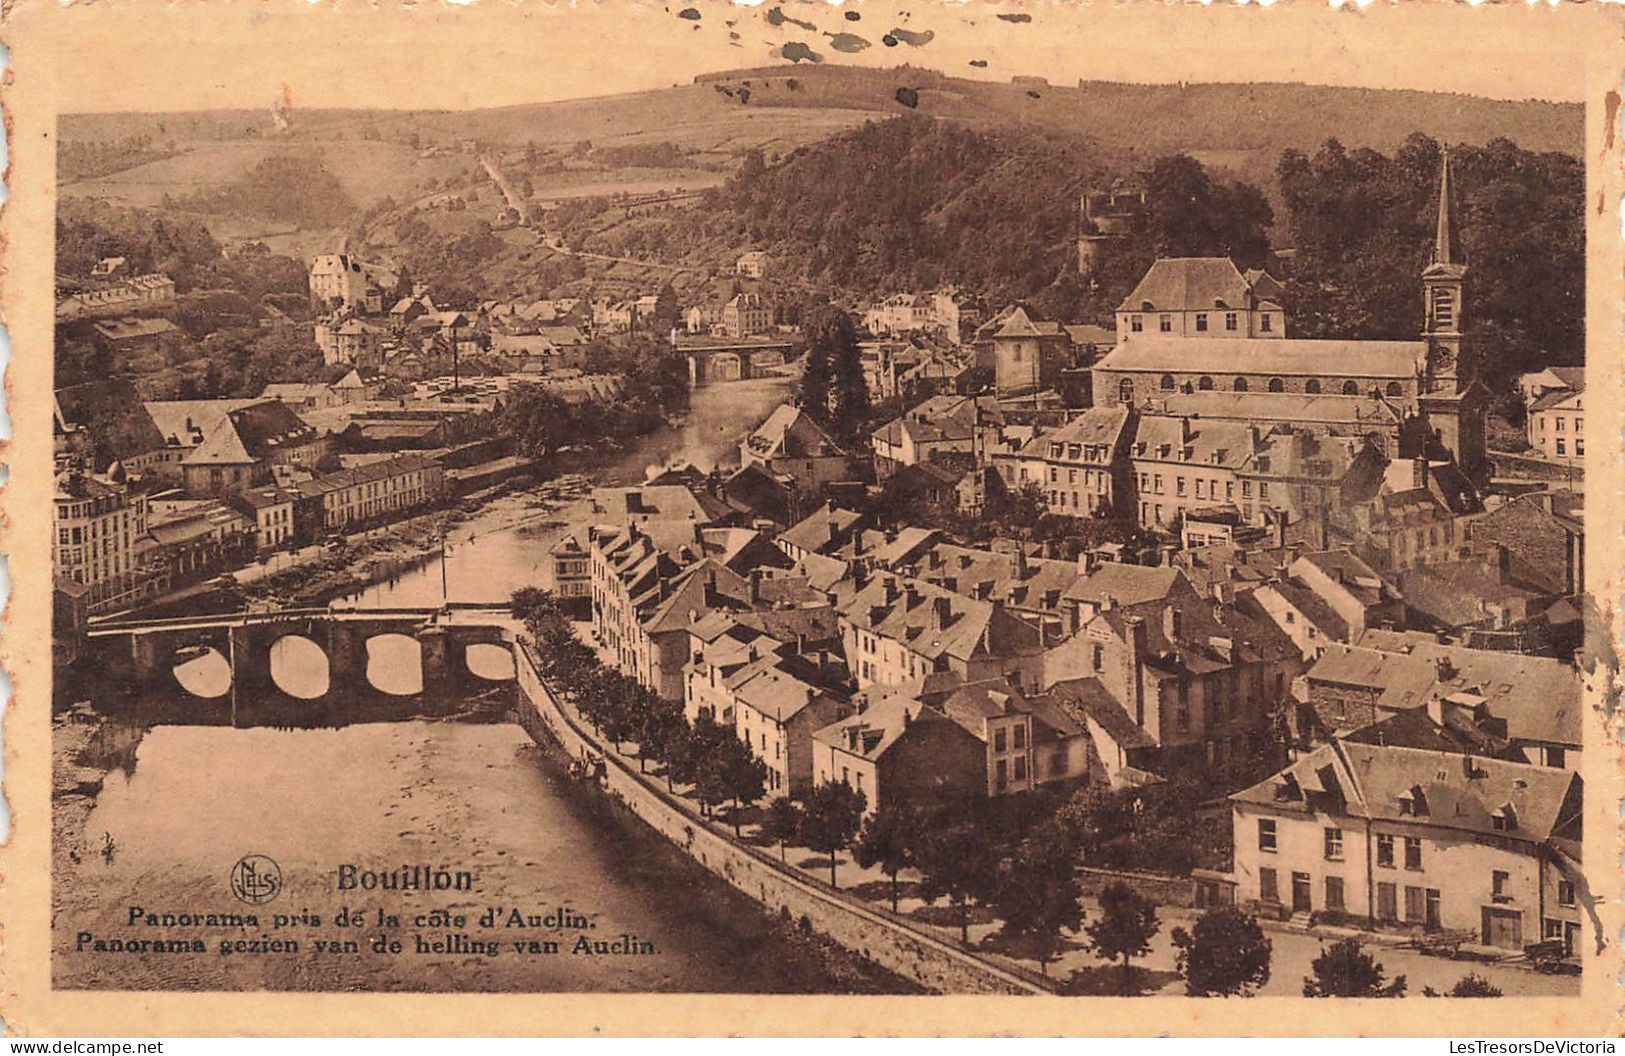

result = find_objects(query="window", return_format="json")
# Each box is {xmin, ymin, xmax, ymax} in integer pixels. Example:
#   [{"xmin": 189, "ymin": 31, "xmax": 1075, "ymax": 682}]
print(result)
[
  {"xmin": 1198, "ymin": 375, "xmax": 1214, "ymax": 391},
  {"xmin": 1377, "ymin": 882, "xmax": 1398, "ymax": 921},
  {"xmin": 1013, "ymin": 756, "xmax": 1027, "ymax": 781},
  {"xmin": 994, "ymin": 729, "xmax": 1007, "ymax": 752},
  {"xmin": 1576, "ymin": 439, "xmax": 1584, "ymax": 457},
  {"xmin": 1014, "ymin": 724, "xmax": 1026, "ymax": 749},
  {"xmin": 1160, "ymin": 373, "xmax": 1175, "ymax": 390},
  {"xmin": 1323, "ymin": 827, "xmax": 1343, "ymax": 860},
  {"xmin": 1325, "ymin": 876, "xmax": 1345, "ymax": 912},
  {"xmin": 1341, "ymin": 380, "xmax": 1359, "ymax": 395},
  {"xmin": 1556, "ymin": 439, "xmax": 1566, "ymax": 456},
  {"xmin": 1268, "ymin": 377, "xmax": 1284, "ymax": 393},
  {"xmin": 1404, "ymin": 836, "xmax": 1423, "ymax": 870},
  {"xmin": 1492, "ymin": 870, "xmax": 1510, "ymax": 900},
  {"xmin": 1196, "ymin": 313, "xmax": 1208, "ymax": 332},
  {"xmin": 1376, "ymin": 833, "xmax": 1395, "ymax": 868},
  {"xmin": 1558, "ymin": 880, "xmax": 1576, "ymax": 907},
  {"xmin": 1233, "ymin": 377, "xmax": 1249, "ymax": 392},
  {"xmin": 1260, "ymin": 313, "xmax": 1274, "ymax": 333},
  {"xmin": 1225, "ymin": 312, "xmax": 1238, "ymax": 331},
  {"xmin": 1159, "ymin": 314, "xmax": 1173, "ymax": 333},
  {"xmin": 1556, "ymin": 417, "xmax": 1565, "ymax": 432},
  {"xmin": 1386, "ymin": 381, "xmax": 1403, "ymax": 397},
  {"xmin": 1259, "ymin": 867, "xmax": 1278, "ymax": 902},
  {"xmin": 1092, "ymin": 643, "xmax": 1104, "ymax": 671},
  {"xmin": 1575, "ymin": 417, "xmax": 1584, "ymax": 434},
  {"xmin": 1305, "ymin": 379, "xmax": 1321, "ymax": 394},
  {"xmin": 1118, "ymin": 378, "xmax": 1135, "ymax": 405},
  {"xmin": 1176, "ymin": 478, "xmax": 1186, "ymax": 497},
  {"xmin": 995, "ymin": 758, "xmax": 1008, "ymax": 789},
  {"xmin": 1130, "ymin": 315, "xmax": 1143, "ymax": 333},
  {"xmin": 1258, "ymin": 818, "xmax": 1277, "ymax": 852}
]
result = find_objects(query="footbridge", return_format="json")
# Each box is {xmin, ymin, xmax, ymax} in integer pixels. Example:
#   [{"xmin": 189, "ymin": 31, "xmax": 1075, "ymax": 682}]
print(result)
[{"xmin": 85, "ymin": 603, "xmax": 522, "ymax": 726}]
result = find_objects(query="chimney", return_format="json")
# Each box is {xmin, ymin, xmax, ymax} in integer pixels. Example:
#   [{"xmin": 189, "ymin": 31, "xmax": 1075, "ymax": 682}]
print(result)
[
  {"xmin": 905, "ymin": 583, "xmax": 922, "ymax": 609},
  {"xmin": 1077, "ymin": 550, "xmax": 1097, "ymax": 576},
  {"xmin": 883, "ymin": 579, "xmax": 899, "ymax": 604},
  {"xmin": 1164, "ymin": 605, "xmax": 1183, "ymax": 642},
  {"xmin": 750, "ymin": 568, "xmax": 764, "ymax": 604},
  {"xmin": 1100, "ymin": 593, "xmax": 1116, "ymax": 613},
  {"xmin": 1015, "ymin": 546, "xmax": 1030, "ymax": 579},
  {"xmin": 1412, "ymin": 458, "xmax": 1429, "ymax": 490},
  {"xmin": 688, "ymin": 608, "xmax": 700, "ymax": 624},
  {"xmin": 1494, "ymin": 543, "xmax": 1511, "ymax": 585},
  {"xmin": 1125, "ymin": 615, "xmax": 1148, "ymax": 727},
  {"xmin": 934, "ymin": 595, "xmax": 954, "ymax": 626}
]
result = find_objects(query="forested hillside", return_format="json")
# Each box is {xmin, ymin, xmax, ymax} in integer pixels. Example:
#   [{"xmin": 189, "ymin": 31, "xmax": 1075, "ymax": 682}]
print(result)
[
  {"xmin": 564, "ymin": 116, "xmax": 1582, "ymax": 388},
  {"xmin": 1277, "ymin": 134, "xmax": 1583, "ymax": 391}
]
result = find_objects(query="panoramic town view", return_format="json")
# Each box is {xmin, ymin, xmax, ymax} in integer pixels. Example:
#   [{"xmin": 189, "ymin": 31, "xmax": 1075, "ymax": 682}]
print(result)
[{"xmin": 51, "ymin": 61, "xmax": 1589, "ymax": 997}]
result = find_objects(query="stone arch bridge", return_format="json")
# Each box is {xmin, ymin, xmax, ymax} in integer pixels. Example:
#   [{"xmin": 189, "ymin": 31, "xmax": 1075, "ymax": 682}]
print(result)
[{"xmin": 85, "ymin": 604, "xmax": 520, "ymax": 727}]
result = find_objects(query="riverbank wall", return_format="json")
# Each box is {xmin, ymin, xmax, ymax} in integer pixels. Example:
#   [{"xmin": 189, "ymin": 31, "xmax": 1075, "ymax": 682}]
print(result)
[{"xmin": 510, "ymin": 639, "xmax": 1044, "ymax": 996}]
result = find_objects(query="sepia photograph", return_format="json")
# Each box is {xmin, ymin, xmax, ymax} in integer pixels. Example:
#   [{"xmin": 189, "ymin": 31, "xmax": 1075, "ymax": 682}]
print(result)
[{"xmin": 6, "ymin": 0, "xmax": 1622, "ymax": 1037}]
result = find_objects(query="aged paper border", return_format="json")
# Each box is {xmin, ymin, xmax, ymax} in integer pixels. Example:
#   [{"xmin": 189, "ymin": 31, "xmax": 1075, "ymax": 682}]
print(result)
[{"xmin": 2, "ymin": 0, "xmax": 1622, "ymax": 1037}]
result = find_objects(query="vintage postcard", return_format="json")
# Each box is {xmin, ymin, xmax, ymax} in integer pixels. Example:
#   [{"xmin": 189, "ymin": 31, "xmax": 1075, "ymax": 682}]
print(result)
[{"xmin": 2, "ymin": 0, "xmax": 1622, "ymax": 1037}]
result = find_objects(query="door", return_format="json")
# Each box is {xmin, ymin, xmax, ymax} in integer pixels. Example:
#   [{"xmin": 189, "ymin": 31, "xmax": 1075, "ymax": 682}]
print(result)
[
  {"xmin": 1291, "ymin": 872, "xmax": 1312, "ymax": 914},
  {"xmin": 1482, "ymin": 907, "xmax": 1523, "ymax": 949},
  {"xmin": 1564, "ymin": 921, "xmax": 1580, "ymax": 957},
  {"xmin": 1376, "ymin": 882, "xmax": 1398, "ymax": 921}
]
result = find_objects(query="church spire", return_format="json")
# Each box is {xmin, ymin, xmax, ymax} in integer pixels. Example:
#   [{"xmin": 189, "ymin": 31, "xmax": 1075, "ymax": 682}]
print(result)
[{"xmin": 1432, "ymin": 149, "xmax": 1460, "ymax": 267}]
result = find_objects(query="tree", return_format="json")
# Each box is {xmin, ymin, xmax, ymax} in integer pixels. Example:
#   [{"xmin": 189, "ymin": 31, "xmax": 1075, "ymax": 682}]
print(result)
[
  {"xmin": 1087, "ymin": 881, "xmax": 1161, "ymax": 994},
  {"xmin": 797, "ymin": 318, "xmax": 834, "ymax": 422},
  {"xmin": 762, "ymin": 797, "xmax": 803, "ymax": 863},
  {"xmin": 720, "ymin": 736, "xmax": 769, "ymax": 836},
  {"xmin": 635, "ymin": 696, "xmax": 687, "ymax": 777},
  {"xmin": 988, "ymin": 828, "xmax": 1084, "ymax": 976},
  {"xmin": 1302, "ymin": 938, "xmax": 1406, "ymax": 997},
  {"xmin": 1171, "ymin": 908, "xmax": 1273, "ymax": 997},
  {"xmin": 798, "ymin": 780, "xmax": 867, "ymax": 888},
  {"xmin": 852, "ymin": 806, "xmax": 919, "ymax": 912},
  {"xmin": 914, "ymin": 822, "xmax": 999, "ymax": 946}
]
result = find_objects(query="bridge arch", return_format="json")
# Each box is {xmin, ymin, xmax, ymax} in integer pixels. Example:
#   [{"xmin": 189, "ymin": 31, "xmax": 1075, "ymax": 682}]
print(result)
[
  {"xmin": 465, "ymin": 642, "xmax": 516, "ymax": 682},
  {"xmin": 269, "ymin": 634, "xmax": 331, "ymax": 699},
  {"xmin": 172, "ymin": 644, "xmax": 232, "ymax": 699},
  {"xmin": 366, "ymin": 633, "xmax": 425, "ymax": 696}
]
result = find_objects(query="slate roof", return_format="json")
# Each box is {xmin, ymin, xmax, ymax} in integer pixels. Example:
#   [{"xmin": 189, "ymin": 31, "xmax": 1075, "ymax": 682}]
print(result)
[
  {"xmin": 1232, "ymin": 740, "xmax": 1581, "ymax": 849},
  {"xmin": 1130, "ymin": 415, "xmax": 1258, "ymax": 469},
  {"xmin": 1118, "ymin": 258, "xmax": 1262, "ymax": 313},
  {"xmin": 1019, "ymin": 405, "xmax": 1131, "ymax": 459},
  {"xmin": 1319, "ymin": 636, "xmax": 1582, "ymax": 748},
  {"xmin": 839, "ymin": 572, "xmax": 1041, "ymax": 665},
  {"xmin": 1064, "ymin": 563, "xmax": 1195, "ymax": 606}
]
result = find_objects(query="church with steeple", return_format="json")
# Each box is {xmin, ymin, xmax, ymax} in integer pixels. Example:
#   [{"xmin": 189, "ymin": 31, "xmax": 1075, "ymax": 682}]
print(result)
[{"xmin": 1089, "ymin": 154, "xmax": 1488, "ymax": 482}]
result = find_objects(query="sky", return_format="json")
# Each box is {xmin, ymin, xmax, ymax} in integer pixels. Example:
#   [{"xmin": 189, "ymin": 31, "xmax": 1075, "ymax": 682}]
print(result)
[{"xmin": 47, "ymin": 1, "xmax": 1592, "ymax": 116}]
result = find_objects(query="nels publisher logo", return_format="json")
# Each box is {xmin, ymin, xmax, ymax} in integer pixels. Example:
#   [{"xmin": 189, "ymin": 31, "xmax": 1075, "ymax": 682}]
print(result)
[{"xmin": 230, "ymin": 854, "xmax": 283, "ymax": 905}]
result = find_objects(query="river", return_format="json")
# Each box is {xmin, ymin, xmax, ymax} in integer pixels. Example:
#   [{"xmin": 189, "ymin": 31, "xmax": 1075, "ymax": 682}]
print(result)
[
  {"xmin": 343, "ymin": 373, "xmax": 794, "ymax": 608},
  {"xmin": 56, "ymin": 721, "xmax": 908, "ymax": 992},
  {"xmin": 53, "ymin": 373, "xmax": 906, "ymax": 993}
]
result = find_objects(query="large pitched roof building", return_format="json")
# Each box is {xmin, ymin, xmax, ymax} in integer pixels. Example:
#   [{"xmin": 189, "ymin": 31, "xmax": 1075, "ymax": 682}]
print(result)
[{"xmin": 1092, "ymin": 156, "xmax": 1486, "ymax": 479}]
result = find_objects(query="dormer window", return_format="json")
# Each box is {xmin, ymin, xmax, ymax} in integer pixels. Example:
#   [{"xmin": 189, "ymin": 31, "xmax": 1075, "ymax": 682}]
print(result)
[
  {"xmin": 1398, "ymin": 786, "xmax": 1429, "ymax": 816},
  {"xmin": 1491, "ymin": 805, "xmax": 1517, "ymax": 832}
]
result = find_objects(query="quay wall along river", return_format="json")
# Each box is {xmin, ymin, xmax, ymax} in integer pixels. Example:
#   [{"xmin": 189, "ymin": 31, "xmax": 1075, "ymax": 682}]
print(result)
[{"xmin": 511, "ymin": 639, "xmax": 1045, "ymax": 996}]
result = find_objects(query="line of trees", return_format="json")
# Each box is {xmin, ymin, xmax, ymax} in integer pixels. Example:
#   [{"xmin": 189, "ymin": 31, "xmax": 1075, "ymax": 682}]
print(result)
[{"xmin": 511, "ymin": 587, "xmax": 766, "ymax": 835}]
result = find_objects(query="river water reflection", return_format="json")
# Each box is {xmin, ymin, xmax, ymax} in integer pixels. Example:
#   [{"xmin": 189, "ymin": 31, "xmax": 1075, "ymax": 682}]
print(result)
[
  {"xmin": 60, "ymin": 721, "xmax": 901, "ymax": 992},
  {"xmin": 344, "ymin": 374, "xmax": 793, "ymax": 608}
]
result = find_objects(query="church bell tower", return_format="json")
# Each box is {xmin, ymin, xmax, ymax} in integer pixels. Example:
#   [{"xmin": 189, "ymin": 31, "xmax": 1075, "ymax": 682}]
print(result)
[{"xmin": 1416, "ymin": 150, "xmax": 1486, "ymax": 478}]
